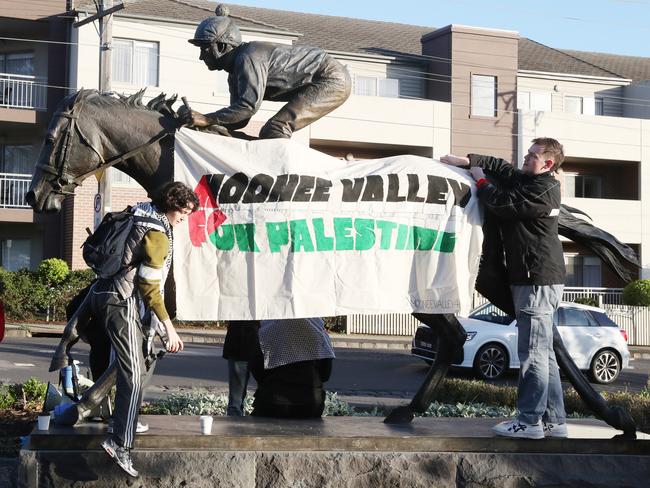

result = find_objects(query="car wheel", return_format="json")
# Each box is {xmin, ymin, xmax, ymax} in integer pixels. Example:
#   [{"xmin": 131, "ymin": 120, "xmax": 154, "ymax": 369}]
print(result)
[
  {"xmin": 590, "ymin": 349, "xmax": 621, "ymax": 384},
  {"xmin": 474, "ymin": 343, "xmax": 508, "ymax": 381}
]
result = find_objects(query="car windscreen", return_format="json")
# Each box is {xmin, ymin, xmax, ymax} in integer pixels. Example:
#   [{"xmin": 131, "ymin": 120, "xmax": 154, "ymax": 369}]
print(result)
[{"xmin": 468, "ymin": 303, "xmax": 514, "ymax": 325}]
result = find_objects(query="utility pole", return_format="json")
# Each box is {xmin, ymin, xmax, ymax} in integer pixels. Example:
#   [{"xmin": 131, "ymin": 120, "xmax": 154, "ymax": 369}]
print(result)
[{"xmin": 74, "ymin": 1, "xmax": 125, "ymax": 227}]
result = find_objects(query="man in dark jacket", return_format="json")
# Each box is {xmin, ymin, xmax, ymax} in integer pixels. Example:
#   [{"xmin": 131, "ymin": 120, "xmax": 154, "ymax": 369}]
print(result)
[
  {"xmin": 441, "ymin": 138, "xmax": 567, "ymax": 439},
  {"xmin": 181, "ymin": 5, "xmax": 351, "ymax": 139}
]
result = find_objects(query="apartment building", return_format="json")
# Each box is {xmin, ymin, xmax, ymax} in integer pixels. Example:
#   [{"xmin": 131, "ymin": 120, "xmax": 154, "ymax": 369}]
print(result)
[
  {"xmin": 2, "ymin": 0, "xmax": 649, "ymax": 287},
  {"xmin": 0, "ymin": 1, "xmax": 70, "ymax": 271}
]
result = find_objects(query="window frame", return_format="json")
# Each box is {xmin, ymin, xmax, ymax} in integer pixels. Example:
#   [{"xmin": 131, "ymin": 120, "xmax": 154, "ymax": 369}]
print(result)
[
  {"xmin": 353, "ymin": 74, "xmax": 400, "ymax": 98},
  {"xmin": 470, "ymin": 74, "xmax": 497, "ymax": 118},
  {"xmin": 111, "ymin": 38, "xmax": 160, "ymax": 87}
]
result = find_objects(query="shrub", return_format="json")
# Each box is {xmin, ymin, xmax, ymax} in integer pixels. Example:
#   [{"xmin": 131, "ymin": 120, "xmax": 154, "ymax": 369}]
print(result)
[
  {"xmin": 0, "ymin": 264, "xmax": 95, "ymax": 322},
  {"xmin": 323, "ymin": 316, "xmax": 346, "ymax": 334},
  {"xmin": 38, "ymin": 258, "xmax": 69, "ymax": 287},
  {"xmin": 0, "ymin": 268, "xmax": 48, "ymax": 320},
  {"xmin": 573, "ymin": 296, "xmax": 599, "ymax": 307},
  {"xmin": 622, "ymin": 280, "xmax": 650, "ymax": 306},
  {"xmin": 20, "ymin": 378, "xmax": 47, "ymax": 408}
]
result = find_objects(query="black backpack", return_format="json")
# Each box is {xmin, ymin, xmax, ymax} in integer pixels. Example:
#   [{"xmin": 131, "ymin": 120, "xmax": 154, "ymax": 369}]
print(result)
[{"xmin": 82, "ymin": 206, "xmax": 162, "ymax": 279}]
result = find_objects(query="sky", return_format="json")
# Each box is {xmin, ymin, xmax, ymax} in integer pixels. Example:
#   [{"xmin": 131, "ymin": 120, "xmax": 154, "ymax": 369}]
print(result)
[{"xmin": 216, "ymin": 0, "xmax": 650, "ymax": 58}]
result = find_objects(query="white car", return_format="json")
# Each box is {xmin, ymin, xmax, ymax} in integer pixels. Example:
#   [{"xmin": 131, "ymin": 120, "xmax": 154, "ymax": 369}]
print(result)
[{"xmin": 411, "ymin": 302, "xmax": 631, "ymax": 384}]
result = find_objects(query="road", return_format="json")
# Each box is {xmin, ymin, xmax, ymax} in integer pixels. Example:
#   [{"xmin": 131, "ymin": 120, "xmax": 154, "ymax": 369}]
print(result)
[{"xmin": 1, "ymin": 337, "xmax": 648, "ymax": 400}]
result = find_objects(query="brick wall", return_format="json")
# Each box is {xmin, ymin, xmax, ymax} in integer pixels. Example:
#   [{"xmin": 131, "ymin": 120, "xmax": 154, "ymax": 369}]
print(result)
[{"xmin": 64, "ymin": 180, "xmax": 148, "ymax": 270}]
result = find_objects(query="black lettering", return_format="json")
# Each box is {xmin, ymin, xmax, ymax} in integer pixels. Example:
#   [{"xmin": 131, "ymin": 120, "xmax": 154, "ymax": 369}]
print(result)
[
  {"xmin": 312, "ymin": 178, "xmax": 332, "ymax": 202},
  {"xmin": 361, "ymin": 175, "xmax": 384, "ymax": 201},
  {"xmin": 386, "ymin": 174, "xmax": 406, "ymax": 202},
  {"xmin": 446, "ymin": 178, "xmax": 471, "ymax": 208},
  {"xmin": 407, "ymin": 174, "xmax": 425, "ymax": 202},
  {"xmin": 242, "ymin": 174, "xmax": 274, "ymax": 203},
  {"xmin": 293, "ymin": 175, "xmax": 315, "ymax": 202},
  {"xmin": 207, "ymin": 174, "xmax": 224, "ymax": 201},
  {"xmin": 218, "ymin": 172, "xmax": 248, "ymax": 203},
  {"xmin": 269, "ymin": 174, "xmax": 299, "ymax": 202},
  {"xmin": 426, "ymin": 175, "xmax": 448, "ymax": 205},
  {"xmin": 341, "ymin": 178, "xmax": 365, "ymax": 202}
]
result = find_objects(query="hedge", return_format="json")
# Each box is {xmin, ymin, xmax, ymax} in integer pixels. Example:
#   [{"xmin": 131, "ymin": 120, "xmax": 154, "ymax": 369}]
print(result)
[{"xmin": 0, "ymin": 262, "xmax": 95, "ymax": 322}]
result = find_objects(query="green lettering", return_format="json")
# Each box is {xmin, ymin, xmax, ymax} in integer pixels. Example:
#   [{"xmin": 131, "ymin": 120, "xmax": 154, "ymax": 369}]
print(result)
[
  {"xmin": 312, "ymin": 218, "xmax": 334, "ymax": 251},
  {"xmin": 290, "ymin": 219, "xmax": 315, "ymax": 252},
  {"xmin": 334, "ymin": 217, "xmax": 354, "ymax": 250},
  {"xmin": 266, "ymin": 221, "xmax": 289, "ymax": 253},
  {"xmin": 234, "ymin": 223, "xmax": 259, "ymax": 252},
  {"xmin": 354, "ymin": 218, "xmax": 376, "ymax": 250},
  {"xmin": 209, "ymin": 224, "xmax": 235, "ymax": 250},
  {"xmin": 395, "ymin": 223, "xmax": 410, "ymax": 250},
  {"xmin": 413, "ymin": 226, "xmax": 437, "ymax": 251},
  {"xmin": 434, "ymin": 232, "xmax": 456, "ymax": 253},
  {"xmin": 375, "ymin": 220, "xmax": 398, "ymax": 249}
]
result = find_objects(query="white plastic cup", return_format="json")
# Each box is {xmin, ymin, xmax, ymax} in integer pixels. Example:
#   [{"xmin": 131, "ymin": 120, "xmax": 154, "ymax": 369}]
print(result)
[
  {"xmin": 37, "ymin": 414, "xmax": 51, "ymax": 431},
  {"xmin": 199, "ymin": 415, "xmax": 213, "ymax": 435}
]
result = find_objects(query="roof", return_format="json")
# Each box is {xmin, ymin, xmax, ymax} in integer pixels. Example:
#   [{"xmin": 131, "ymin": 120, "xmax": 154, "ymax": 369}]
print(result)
[{"xmin": 73, "ymin": 0, "xmax": 650, "ymax": 81}]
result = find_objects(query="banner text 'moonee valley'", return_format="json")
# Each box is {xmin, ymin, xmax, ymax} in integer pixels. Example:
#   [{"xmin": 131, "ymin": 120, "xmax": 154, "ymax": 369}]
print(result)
[
  {"xmin": 202, "ymin": 172, "xmax": 471, "ymax": 207},
  {"xmin": 188, "ymin": 172, "xmax": 471, "ymax": 248}
]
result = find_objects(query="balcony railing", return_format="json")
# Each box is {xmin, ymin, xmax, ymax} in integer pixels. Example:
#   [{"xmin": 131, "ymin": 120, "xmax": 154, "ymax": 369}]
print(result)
[
  {"xmin": 0, "ymin": 173, "xmax": 31, "ymax": 208},
  {"xmin": 0, "ymin": 73, "xmax": 47, "ymax": 110}
]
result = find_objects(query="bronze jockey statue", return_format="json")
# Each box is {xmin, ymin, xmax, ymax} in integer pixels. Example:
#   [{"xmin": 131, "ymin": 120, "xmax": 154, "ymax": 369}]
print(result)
[{"xmin": 179, "ymin": 4, "xmax": 351, "ymax": 139}]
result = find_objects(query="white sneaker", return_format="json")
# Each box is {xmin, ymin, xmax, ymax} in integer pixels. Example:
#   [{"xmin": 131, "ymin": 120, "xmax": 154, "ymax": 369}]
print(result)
[
  {"xmin": 492, "ymin": 419, "xmax": 544, "ymax": 439},
  {"xmin": 543, "ymin": 421, "xmax": 568, "ymax": 438}
]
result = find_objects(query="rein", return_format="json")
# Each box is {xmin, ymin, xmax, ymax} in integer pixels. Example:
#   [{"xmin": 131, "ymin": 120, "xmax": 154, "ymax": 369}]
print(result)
[{"xmin": 38, "ymin": 92, "xmax": 174, "ymax": 193}]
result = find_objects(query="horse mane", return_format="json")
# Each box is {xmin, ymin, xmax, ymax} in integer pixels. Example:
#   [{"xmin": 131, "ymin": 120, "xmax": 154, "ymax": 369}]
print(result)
[{"xmin": 76, "ymin": 88, "xmax": 179, "ymax": 117}]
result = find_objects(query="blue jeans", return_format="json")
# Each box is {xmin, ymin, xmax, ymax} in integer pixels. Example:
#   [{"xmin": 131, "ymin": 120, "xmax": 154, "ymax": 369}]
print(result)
[
  {"xmin": 511, "ymin": 284, "xmax": 566, "ymax": 425},
  {"xmin": 227, "ymin": 360, "xmax": 250, "ymax": 416}
]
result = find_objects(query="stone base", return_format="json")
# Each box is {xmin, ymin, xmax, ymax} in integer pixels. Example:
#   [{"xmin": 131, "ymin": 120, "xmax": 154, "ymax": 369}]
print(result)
[{"xmin": 17, "ymin": 416, "xmax": 650, "ymax": 488}]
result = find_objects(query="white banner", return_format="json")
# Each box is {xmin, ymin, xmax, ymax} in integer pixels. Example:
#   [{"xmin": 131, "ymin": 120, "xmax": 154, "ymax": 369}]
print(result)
[{"xmin": 174, "ymin": 128, "xmax": 483, "ymax": 320}]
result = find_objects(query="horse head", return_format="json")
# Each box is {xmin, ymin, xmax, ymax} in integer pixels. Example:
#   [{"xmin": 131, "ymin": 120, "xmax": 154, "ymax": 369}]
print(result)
[{"xmin": 27, "ymin": 89, "xmax": 178, "ymax": 213}]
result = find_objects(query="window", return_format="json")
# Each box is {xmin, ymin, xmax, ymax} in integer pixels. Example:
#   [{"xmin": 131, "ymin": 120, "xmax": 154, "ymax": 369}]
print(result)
[
  {"xmin": 531, "ymin": 92, "xmax": 551, "ymax": 112},
  {"xmin": 558, "ymin": 307, "xmax": 599, "ymax": 327},
  {"xmin": 0, "ymin": 238, "xmax": 31, "ymax": 271},
  {"xmin": 564, "ymin": 173, "xmax": 603, "ymax": 198},
  {"xmin": 0, "ymin": 145, "xmax": 32, "ymax": 174},
  {"xmin": 565, "ymin": 255, "xmax": 602, "ymax": 287},
  {"xmin": 564, "ymin": 95, "xmax": 583, "ymax": 114},
  {"xmin": 469, "ymin": 303, "xmax": 514, "ymax": 325},
  {"xmin": 595, "ymin": 97, "xmax": 604, "ymax": 115},
  {"xmin": 111, "ymin": 168, "xmax": 135, "ymax": 185},
  {"xmin": 471, "ymin": 74, "xmax": 496, "ymax": 117},
  {"xmin": 517, "ymin": 91, "xmax": 530, "ymax": 110},
  {"xmin": 353, "ymin": 75, "xmax": 399, "ymax": 98},
  {"xmin": 591, "ymin": 311, "xmax": 618, "ymax": 328},
  {"xmin": 112, "ymin": 39, "xmax": 159, "ymax": 86},
  {"xmin": 0, "ymin": 52, "xmax": 34, "ymax": 76}
]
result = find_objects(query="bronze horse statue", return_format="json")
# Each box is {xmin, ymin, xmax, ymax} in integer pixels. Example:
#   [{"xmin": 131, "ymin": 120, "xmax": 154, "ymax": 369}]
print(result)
[{"xmin": 28, "ymin": 89, "xmax": 638, "ymax": 437}]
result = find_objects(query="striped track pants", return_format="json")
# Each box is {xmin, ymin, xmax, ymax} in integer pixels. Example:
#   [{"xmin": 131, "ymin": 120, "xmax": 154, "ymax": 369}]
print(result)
[{"xmin": 91, "ymin": 286, "xmax": 146, "ymax": 449}]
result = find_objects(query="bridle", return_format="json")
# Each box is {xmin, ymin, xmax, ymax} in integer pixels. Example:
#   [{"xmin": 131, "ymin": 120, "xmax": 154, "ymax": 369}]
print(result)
[{"xmin": 36, "ymin": 91, "xmax": 174, "ymax": 195}]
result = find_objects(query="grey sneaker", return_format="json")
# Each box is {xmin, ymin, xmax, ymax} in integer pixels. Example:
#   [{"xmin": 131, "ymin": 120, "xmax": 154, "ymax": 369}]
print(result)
[
  {"xmin": 492, "ymin": 419, "xmax": 544, "ymax": 439},
  {"xmin": 543, "ymin": 421, "xmax": 568, "ymax": 438},
  {"xmin": 101, "ymin": 437, "xmax": 139, "ymax": 478}
]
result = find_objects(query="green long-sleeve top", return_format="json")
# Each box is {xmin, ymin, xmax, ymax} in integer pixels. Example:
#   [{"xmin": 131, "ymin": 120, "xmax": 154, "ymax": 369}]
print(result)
[{"xmin": 136, "ymin": 230, "xmax": 170, "ymax": 322}]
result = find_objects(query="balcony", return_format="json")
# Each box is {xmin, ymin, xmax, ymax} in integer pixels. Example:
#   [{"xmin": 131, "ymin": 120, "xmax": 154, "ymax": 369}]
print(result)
[
  {"xmin": 0, "ymin": 73, "xmax": 47, "ymax": 110},
  {"xmin": 0, "ymin": 173, "xmax": 31, "ymax": 208}
]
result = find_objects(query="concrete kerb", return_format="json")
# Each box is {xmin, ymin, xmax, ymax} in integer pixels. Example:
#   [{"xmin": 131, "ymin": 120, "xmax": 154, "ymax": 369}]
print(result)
[
  {"xmin": 4, "ymin": 323, "xmax": 412, "ymax": 351},
  {"xmin": 6, "ymin": 323, "xmax": 650, "ymax": 356}
]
